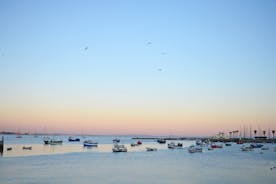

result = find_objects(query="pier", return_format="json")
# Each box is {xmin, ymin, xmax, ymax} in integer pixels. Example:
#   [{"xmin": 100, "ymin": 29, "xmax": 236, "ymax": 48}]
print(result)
[{"xmin": 132, "ymin": 136, "xmax": 276, "ymax": 143}]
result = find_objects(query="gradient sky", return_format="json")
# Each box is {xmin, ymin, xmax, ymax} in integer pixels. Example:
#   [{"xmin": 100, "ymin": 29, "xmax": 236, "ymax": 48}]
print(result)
[{"xmin": 0, "ymin": 0, "xmax": 276, "ymax": 136}]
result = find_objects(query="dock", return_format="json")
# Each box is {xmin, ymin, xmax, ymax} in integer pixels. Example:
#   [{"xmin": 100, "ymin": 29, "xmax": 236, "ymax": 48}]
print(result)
[{"xmin": 132, "ymin": 136, "xmax": 276, "ymax": 143}]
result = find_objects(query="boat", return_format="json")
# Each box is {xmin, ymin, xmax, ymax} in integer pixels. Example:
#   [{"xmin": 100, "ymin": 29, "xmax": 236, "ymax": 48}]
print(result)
[
  {"xmin": 16, "ymin": 135, "xmax": 22, "ymax": 138},
  {"xmin": 177, "ymin": 143, "xmax": 183, "ymax": 147},
  {"xmin": 7, "ymin": 147, "xmax": 12, "ymax": 151},
  {"xmin": 168, "ymin": 142, "xmax": 176, "ymax": 149},
  {"xmin": 188, "ymin": 145, "xmax": 203, "ymax": 153},
  {"xmin": 195, "ymin": 139, "xmax": 202, "ymax": 146},
  {"xmin": 22, "ymin": 146, "xmax": 32, "ymax": 150},
  {"xmin": 225, "ymin": 143, "xmax": 232, "ymax": 146},
  {"xmin": 43, "ymin": 137, "xmax": 63, "ymax": 145},
  {"xmin": 113, "ymin": 138, "xmax": 120, "ymax": 143},
  {"xmin": 250, "ymin": 143, "xmax": 263, "ymax": 148},
  {"xmin": 131, "ymin": 143, "xmax": 138, "ymax": 147},
  {"xmin": 146, "ymin": 147, "xmax": 157, "ymax": 151},
  {"xmin": 83, "ymin": 140, "xmax": 98, "ymax": 147},
  {"xmin": 137, "ymin": 140, "xmax": 142, "ymax": 145},
  {"xmin": 68, "ymin": 137, "xmax": 80, "ymax": 142},
  {"xmin": 211, "ymin": 144, "xmax": 223, "ymax": 149},
  {"xmin": 241, "ymin": 146, "xmax": 253, "ymax": 151},
  {"xmin": 112, "ymin": 144, "xmax": 127, "ymax": 152},
  {"xmin": 49, "ymin": 140, "xmax": 63, "ymax": 145},
  {"xmin": 157, "ymin": 139, "xmax": 166, "ymax": 144}
]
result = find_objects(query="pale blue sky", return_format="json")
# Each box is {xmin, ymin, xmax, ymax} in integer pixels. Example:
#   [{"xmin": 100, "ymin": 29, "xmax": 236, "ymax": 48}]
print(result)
[{"xmin": 0, "ymin": 0, "xmax": 275, "ymax": 135}]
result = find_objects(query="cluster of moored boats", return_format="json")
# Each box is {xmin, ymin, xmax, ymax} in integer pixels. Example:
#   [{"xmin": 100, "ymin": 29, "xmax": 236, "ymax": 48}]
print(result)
[
  {"xmin": 5, "ymin": 136, "xmax": 276, "ymax": 154},
  {"xmin": 187, "ymin": 139, "xmax": 273, "ymax": 153},
  {"xmin": 240, "ymin": 143, "xmax": 269, "ymax": 152}
]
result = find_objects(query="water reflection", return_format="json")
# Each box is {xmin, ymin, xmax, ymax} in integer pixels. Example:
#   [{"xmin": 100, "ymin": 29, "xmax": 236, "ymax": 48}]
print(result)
[{"xmin": 2, "ymin": 141, "xmax": 192, "ymax": 157}]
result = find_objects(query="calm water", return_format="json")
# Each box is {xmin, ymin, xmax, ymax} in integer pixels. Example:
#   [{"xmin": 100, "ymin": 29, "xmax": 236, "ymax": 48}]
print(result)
[{"xmin": 0, "ymin": 134, "xmax": 276, "ymax": 184}]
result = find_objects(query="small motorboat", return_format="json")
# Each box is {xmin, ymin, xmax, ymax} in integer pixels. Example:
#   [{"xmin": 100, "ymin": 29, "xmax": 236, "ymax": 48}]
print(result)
[
  {"xmin": 131, "ymin": 143, "xmax": 138, "ymax": 147},
  {"xmin": 146, "ymin": 147, "xmax": 157, "ymax": 151},
  {"xmin": 112, "ymin": 144, "xmax": 127, "ymax": 152},
  {"xmin": 22, "ymin": 146, "xmax": 32, "ymax": 150},
  {"xmin": 157, "ymin": 139, "xmax": 166, "ymax": 144},
  {"xmin": 43, "ymin": 137, "xmax": 63, "ymax": 145},
  {"xmin": 241, "ymin": 146, "xmax": 253, "ymax": 151},
  {"xmin": 211, "ymin": 144, "xmax": 223, "ymax": 149},
  {"xmin": 250, "ymin": 143, "xmax": 263, "ymax": 148},
  {"xmin": 137, "ymin": 140, "xmax": 142, "ymax": 145},
  {"xmin": 177, "ymin": 143, "xmax": 183, "ymax": 148},
  {"xmin": 225, "ymin": 143, "xmax": 232, "ymax": 146},
  {"xmin": 113, "ymin": 138, "xmax": 120, "ymax": 143},
  {"xmin": 196, "ymin": 139, "xmax": 202, "ymax": 146},
  {"xmin": 168, "ymin": 142, "xmax": 176, "ymax": 149},
  {"xmin": 16, "ymin": 135, "xmax": 22, "ymax": 138},
  {"xmin": 188, "ymin": 145, "xmax": 203, "ymax": 153},
  {"xmin": 68, "ymin": 137, "xmax": 80, "ymax": 142},
  {"xmin": 83, "ymin": 140, "xmax": 98, "ymax": 147},
  {"xmin": 7, "ymin": 147, "xmax": 12, "ymax": 151}
]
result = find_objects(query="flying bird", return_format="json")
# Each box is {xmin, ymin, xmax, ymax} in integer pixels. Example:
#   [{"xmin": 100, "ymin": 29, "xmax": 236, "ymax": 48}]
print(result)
[{"xmin": 84, "ymin": 46, "xmax": 88, "ymax": 51}]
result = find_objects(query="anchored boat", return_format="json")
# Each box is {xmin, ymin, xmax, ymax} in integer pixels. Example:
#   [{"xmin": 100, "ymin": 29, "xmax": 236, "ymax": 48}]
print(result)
[
  {"xmin": 22, "ymin": 146, "xmax": 32, "ymax": 150},
  {"xmin": 83, "ymin": 140, "xmax": 98, "ymax": 147},
  {"xmin": 112, "ymin": 144, "xmax": 127, "ymax": 152},
  {"xmin": 146, "ymin": 147, "xmax": 157, "ymax": 151},
  {"xmin": 157, "ymin": 139, "xmax": 166, "ymax": 144},
  {"xmin": 188, "ymin": 145, "xmax": 203, "ymax": 153},
  {"xmin": 43, "ymin": 137, "xmax": 63, "ymax": 145},
  {"xmin": 68, "ymin": 137, "xmax": 80, "ymax": 142}
]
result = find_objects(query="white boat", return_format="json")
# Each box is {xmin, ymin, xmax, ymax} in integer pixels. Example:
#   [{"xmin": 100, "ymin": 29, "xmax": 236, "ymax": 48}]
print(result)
[
  {"xmin": 146, "ymin": 147, "xmax": 157, "ymax": 151},
  {"xmin": 168, "ymin": 142, "xmax": 176, "ymax": 149},
  {"xmin": 112, "ymin": 144, "xmax": 127, "ymax": 152},
  {"xmin": 43, "ymin": 137, "xmax": 63, "ymax": 145},
  {"xmin": 83, "ymin": 140, "xmax": 98, "ymax": 147},
  {"xmin": 188, "ymin": 145, "xmax": 202, "ymax": 153}
]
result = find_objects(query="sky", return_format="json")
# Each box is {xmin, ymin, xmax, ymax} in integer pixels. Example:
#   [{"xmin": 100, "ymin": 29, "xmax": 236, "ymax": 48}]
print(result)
[{"xmin": 0, "ymin": 0, "xmax": 276, "ymax": 136}]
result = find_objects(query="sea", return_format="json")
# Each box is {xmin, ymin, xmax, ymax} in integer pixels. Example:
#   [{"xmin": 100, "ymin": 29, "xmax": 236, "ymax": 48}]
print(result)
[{"xmin": 0, "ymin": 134, "xmax": 276, "ymax": 184}]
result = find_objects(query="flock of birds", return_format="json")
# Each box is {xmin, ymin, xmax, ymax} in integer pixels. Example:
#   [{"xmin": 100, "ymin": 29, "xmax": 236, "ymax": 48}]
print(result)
[{"xmin": 83, "ymin": 41, "xmax": 166, "ymax": 72}]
